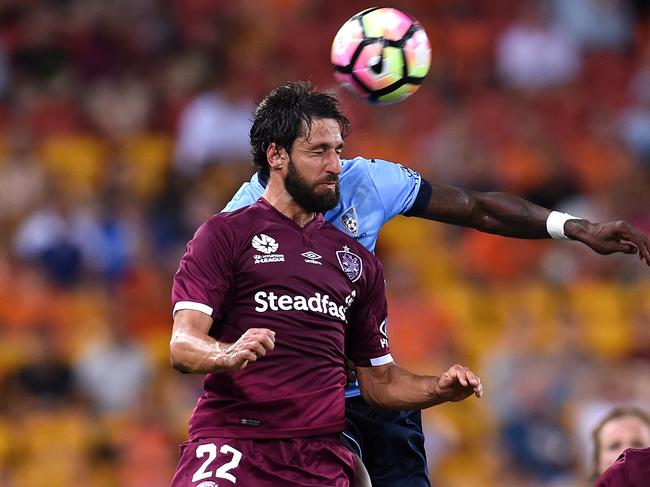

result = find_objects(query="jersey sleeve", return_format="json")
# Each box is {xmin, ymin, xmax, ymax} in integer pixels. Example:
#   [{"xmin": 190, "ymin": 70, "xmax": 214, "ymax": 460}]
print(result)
[
  {"xmin": 362, "ymin": 158, "xmax": 424, "ymax": 219},
  {"xmin": 346, "ymin": 255, "xmax": 393, "ymax": 367},
  {"xmin": 221, "ymin": 175, "xmax": 265, "ymax": 213},
  {"xmin": 171, "ymin": 217, "xmax": 234, "ymax": 319}
]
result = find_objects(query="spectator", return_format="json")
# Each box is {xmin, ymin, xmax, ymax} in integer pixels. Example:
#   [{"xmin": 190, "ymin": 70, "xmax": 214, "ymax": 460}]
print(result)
[
  {"xmin": 0, "ymin": 127, "xmax": 45, "ymax": 225},
  {"xmin": 496, "ymin": 0, "xmax": 581, "ymax": 90},
  {"xmin": 620, "ymin": 56, "xmax": 650, "ymax": 167},
  {"xmin": 12, "ymin": 184, "xmax": 104, "ymax": 286},
  {"xmin": 6, "ymin": 325, "xmax": 76, "ymax": 410},
  {"xmin": 590, "ymin": 407, "xmax": 650, "ymax": 480},
  {"xmin": 74, "ymin": 309, "xmax": 151, "ymax": 415},
  {"xmin": 552, "ymin": 0, "xmax": 633, "ymax": 51},
  {"xmin": 173, "ymin": 58, "xmax": 254, "ymax": 176}
]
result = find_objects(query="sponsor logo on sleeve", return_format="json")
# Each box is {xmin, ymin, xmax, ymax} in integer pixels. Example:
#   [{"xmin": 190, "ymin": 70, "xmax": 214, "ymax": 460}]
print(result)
[
  {"xmin": 379, "ymin": 319, "xmax": 389, "ymax": 348},
  {"xmin": 251, "ymin": 234, "xmax": 285, "ymax": 264},
  {"xmin": 336, "ymin": 245, "xmax": 363, "ymax": 282}
]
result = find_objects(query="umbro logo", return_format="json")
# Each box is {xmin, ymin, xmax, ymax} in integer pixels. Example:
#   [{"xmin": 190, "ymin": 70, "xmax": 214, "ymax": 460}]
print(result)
[{"xmin": 301, "ymin": 251, "xmax": 322, "ymax": 265}]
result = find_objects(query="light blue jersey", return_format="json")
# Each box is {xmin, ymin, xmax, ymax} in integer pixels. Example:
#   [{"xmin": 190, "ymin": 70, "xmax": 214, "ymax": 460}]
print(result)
[{"xmin": 223, "ymin": 156, "xmax": 427, "ymax": 396}]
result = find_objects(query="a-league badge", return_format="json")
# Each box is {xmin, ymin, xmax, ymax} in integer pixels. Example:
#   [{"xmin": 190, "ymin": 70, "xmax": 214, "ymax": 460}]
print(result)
[
  {"xmin": 336, "ymin": 245, "xmax": 363, "ymax": 282},
  {"xmin": 340, "ymin": 206, "xmax": 359, "ymax": 237}
]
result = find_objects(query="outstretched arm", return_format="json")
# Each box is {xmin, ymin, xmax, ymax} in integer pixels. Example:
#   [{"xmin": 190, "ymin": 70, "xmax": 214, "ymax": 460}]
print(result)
[
  {"xmin": 170, "ymin": 309, "xmax": 276, "ymax": 374},
  {"xmin": 356, "ymin": 362, "xmax": 482, "ymax": 411},
  {"xmin": 420, "ymin": 182, "xmax": 650, "ymax": 265}
]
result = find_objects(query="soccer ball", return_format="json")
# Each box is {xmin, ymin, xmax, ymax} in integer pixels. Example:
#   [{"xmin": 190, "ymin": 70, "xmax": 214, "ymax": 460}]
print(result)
[{"xmin": 331, "ymin": 7, "xmax": 431, "ymax": 104}]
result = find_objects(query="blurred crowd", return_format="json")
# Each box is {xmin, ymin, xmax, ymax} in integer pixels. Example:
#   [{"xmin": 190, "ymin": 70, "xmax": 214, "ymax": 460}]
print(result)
[{"xmin": 0, "ymin": 0, "xmax": 649, "ymax": 486}]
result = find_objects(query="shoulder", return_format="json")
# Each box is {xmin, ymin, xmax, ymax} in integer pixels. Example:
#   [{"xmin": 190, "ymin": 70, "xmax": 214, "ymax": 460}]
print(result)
[
  {"xmin": 199, "ymin": 203, "xmax": 263, "ymax": 238},
  {"xmin": 341, "ymin": 156, "xmax": 373, "ymax": 170},
  {"xmin": 340, "ymin": 156, "xmax": 384, "ymax": 180},
  {"xmin": 341, "ymin": 156, "xmax": 389, "ymax": 175},
  {"xmin": 222, "ymin": 174, "xmax": 265, "ymax": 213},
  {"xmin": 342, "ymin": 156, "xmax": 415, "ymax": 172},
  {"xmin": 341, "ymin": 156, "xmax": 420, "ymax": 186},
  {"xmin": 321, "ymin": 222, "xmax": 381, "ymax": 268}
]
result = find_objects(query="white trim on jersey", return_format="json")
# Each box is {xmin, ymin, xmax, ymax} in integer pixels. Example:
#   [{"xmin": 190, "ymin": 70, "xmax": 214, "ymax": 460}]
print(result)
[
  {"xmin": 173, "ymin": 301, "xmax": 213, "ymax": 317},
  {"xmin": 370, "ymin": 353, "xmax": 394, "ymax": 366},
  {"xmin": 341, "ymin": 431, "xmax": 363, "ymax": 458}
]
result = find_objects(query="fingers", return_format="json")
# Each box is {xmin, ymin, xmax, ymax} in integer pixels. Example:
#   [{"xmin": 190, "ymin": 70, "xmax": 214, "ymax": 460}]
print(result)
[
  {"xmin": 235, "ymin": 350, "xmax": 257, "ymax": 368},
  {"xmin": 587, "ymin": 221, "xmax": 650, "ymax": 263},
  {"xmin": 241, "ymin": 328, "xmax": 276, "ymax": 351},
  {"xmin": 629, "ymin": 230, "xmax": 650, "ymax": 265},
  {"xmin": 463, "ymin": 368, "xmax": 483, "ymax": 398},
  {"xmin": 471, "ymin": 373, "xmax": 483, "ymax": 398},
  {"xmin": 619, "ymin": 243, "xmax": 637, "ymax": 255},
  {"xmin": 242, "ymin": 339, "xmax": 269, "ymax": 358},
  {"xmin": 445, "ymin": 364, "xmax": 483, "ymax": 399},
  {"xmin": 618, "ymin": 222, "xmax": 650, "ymax": 265},
  {"xmin": 641, "ymin": 237, "xmax": 650, "ymax": 265},
  {"xmin": 232, "ymin": 328, "xmax": 276, "ymax": 368}
]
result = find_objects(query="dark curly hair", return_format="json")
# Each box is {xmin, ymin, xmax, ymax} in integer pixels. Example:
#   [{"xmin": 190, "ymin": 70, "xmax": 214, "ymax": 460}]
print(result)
[{"xmin": 250, "ymin": 81, "xmax": 350, "ymax": 179}]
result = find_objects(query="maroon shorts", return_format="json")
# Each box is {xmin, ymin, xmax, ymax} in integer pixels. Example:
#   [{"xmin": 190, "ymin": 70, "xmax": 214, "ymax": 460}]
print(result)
[{"xmin": 171, "ymin": 436, "xmax": 356, "ymax": 487}]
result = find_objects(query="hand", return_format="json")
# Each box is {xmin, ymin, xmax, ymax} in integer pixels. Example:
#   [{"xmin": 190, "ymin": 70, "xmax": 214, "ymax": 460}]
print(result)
[
  {"xmin": 566, "ymin": 219, "xmax": 650, "ymax": 265},
  {"xmin": 433, "ymin": 364, "xmax": 483, "ymax": 403},
  {"xmin": 216, "ymin": 328, "xmax": 276, "ymax": 371}
]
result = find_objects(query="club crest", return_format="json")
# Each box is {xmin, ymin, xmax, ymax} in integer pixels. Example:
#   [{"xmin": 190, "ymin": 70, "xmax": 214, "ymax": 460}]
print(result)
[
  {"xmin": 340, "ymin": 206, "xmax": 359, "ymax": 237},
  {"xmin": 336, "ymin": 245, "xmax": 363, "ymax": 282}
]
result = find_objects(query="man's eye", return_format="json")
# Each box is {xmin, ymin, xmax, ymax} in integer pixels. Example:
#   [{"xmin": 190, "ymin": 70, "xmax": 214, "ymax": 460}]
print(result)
[{"xmin": 606, "ymin": 442, "xmax": 622, "ymax": 451}]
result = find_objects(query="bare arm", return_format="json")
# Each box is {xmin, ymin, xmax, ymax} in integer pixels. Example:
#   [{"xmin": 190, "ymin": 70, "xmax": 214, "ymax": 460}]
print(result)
[
  {"xmin": 421, "ymin": 183, "xmax": 650, "ymax": 264},
  {"xmin": 356, "ymin": 362, "xmax": 482, "ymax": 411},
  {"xmin": 170, "ymin": 309, "xmax": 276, "ymax": 374}
]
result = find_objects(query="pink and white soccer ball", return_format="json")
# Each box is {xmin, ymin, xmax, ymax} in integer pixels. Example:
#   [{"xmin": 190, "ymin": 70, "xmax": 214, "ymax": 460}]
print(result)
[{"xmin": 331, "ymin": 7, "xmax": 431, "ymax": 104}]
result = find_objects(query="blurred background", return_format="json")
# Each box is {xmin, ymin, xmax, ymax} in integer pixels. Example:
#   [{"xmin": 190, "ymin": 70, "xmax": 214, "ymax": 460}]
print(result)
[{"xmin": 0, "ymin": 0, "xmax": 648, "ymax": 486}]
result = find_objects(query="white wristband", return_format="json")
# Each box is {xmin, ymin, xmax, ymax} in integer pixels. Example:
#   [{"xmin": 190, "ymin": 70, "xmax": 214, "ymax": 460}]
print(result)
[{"xmin": 546, "ymin": 211, "xmax": 578, "ymax": 240}]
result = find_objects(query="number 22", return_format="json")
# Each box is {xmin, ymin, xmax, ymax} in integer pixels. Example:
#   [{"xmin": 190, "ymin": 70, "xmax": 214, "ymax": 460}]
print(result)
[{"xmin": 192, "ymin": 443, "xmax": 243, "ymax": 483}]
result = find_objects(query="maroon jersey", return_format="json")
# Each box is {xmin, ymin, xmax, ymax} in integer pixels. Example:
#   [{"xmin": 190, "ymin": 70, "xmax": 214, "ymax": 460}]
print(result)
[
  {"xmin": 171, "ymin": 436, "xmax": 355, "ymax": 487},
  {"xmin": 172, "ymin": 198, "xmax": 392, "ymax": 441},
  {"xmin": 595, "ymin": 448, "xmax": 650, "ymax": 487}
]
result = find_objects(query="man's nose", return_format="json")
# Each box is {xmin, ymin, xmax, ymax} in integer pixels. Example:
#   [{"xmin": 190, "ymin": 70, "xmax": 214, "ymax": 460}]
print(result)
[{"xmin": 326, "ymin": 151, "xmax": 341, "ymax": 174}]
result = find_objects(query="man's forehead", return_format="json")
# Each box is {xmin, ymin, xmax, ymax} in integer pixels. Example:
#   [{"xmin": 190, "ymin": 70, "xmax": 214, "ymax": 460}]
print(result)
[{"xmin": 299, "ymin": 118, "xmax": 343, "ymax": 144}]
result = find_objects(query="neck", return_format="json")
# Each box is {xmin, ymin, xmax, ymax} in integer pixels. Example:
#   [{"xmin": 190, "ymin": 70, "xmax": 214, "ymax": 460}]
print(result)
[{"xmin": 262, "ymin": 180, "xmax": 316, "ymax": 228}]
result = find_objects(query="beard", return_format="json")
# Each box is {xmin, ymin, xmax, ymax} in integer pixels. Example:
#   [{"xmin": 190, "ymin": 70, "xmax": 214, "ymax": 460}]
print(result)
[{"xmin": 285, "ymin": 158, "xmax": 340, "ymax": 213}]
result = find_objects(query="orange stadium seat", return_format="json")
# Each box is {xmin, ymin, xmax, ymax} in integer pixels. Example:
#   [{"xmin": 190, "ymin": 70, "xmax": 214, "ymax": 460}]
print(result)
[
  {"xmin": 119, "ymin": 134, "xmax": 173, "ymax": 200},
  {"xmin": 39, "ymin": 134, "xmax": 107, "ymax": 193},
  {"xmin": 569, "ymin": 282, "xmax": 631, "ymax": 359}
]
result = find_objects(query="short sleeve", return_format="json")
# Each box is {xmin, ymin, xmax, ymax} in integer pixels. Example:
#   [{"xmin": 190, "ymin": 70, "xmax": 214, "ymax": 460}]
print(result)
[
  {"xmin": 172, "ymin": 218, "xmax": 234, "ymax": 319},
  {"xmin": 364, "ymin": 158, "xmax": 422, "ymax": 219},
  {"xmin": 346, "ymin": 256, "xmax": 393, "ymax": 367}
]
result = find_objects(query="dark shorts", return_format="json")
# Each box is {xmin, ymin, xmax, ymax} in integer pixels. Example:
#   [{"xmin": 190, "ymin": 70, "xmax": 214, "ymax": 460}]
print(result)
[
  {"xmin": 345, "ymin": 395, "xmax": 431, "ymax": 487},
  {"xmin": 171, "ymin": 436, "xmax": 356, "ymax": 487}
]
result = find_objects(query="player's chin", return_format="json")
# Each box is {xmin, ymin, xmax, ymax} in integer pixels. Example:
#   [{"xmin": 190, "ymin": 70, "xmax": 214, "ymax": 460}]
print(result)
[{"xmin": 314, "ymin": 184, "xmax": 339, "ymax": 200}]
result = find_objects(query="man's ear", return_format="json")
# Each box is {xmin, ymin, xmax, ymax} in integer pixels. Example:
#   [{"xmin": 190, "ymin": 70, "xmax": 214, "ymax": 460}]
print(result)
[{"xmin": 267, "ymin": 143, "xmax": 287, "ymax": 171}]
